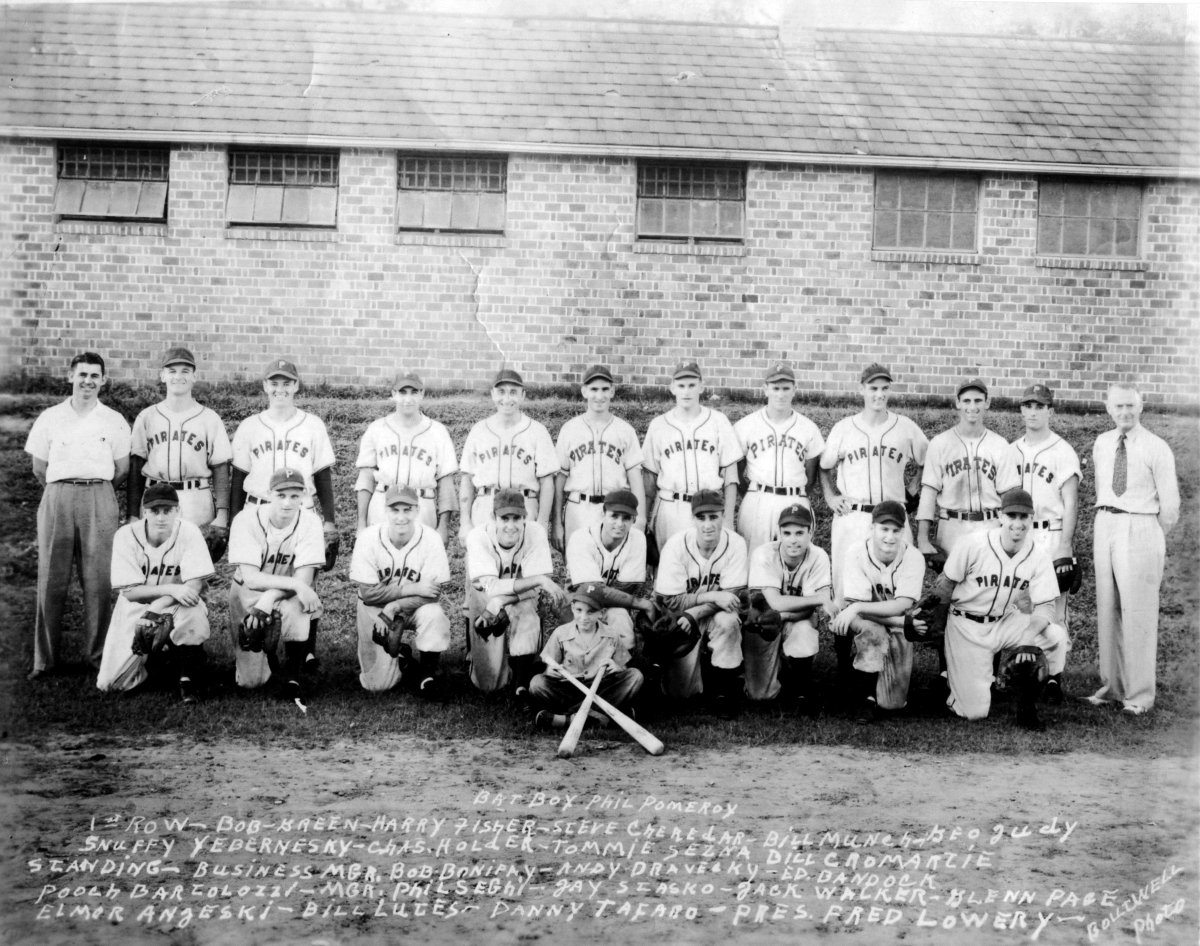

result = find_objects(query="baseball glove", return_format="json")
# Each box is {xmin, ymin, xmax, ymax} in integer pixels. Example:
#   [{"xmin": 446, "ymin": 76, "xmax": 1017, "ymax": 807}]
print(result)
[
  {"xmin": 740, "ymin": 590, "xmax": 783, "ymax": 643},
  {"xmin": 999, "ymin": 645, "xmax": 1049, "ymax": 691},
  {"xmin": 645, "ymin": 610, "xmax": 701, "ymax": 661},
  {"xmin": 131, "ymin": 611, "xmax": 174, "ymax": 656},
  {"xmin": 322, "ymin": 533, "xmax": 341, "ymax": 573},
  {"xmin": 372, "ymin": 610, "xmax": 412, "ymax": 659},
  {"xmin": 903, "ymin": 593, "xmax": 948, "ymax": 644},
  {"xmin": 922, "ymin": 545, "xmax": 948, "ymax": 575},
  {"xmin": 473, "ymin": 607, "xmax": 510, "ymax": 640},
  {"xmin": 204, "ymin": 525, "xmax": 229, "ymax": 563},
  {"xmin": 238, "ymin": 607, "xmax": 280, "ymax": 653},
  {"xmin": 1053, "ymin": 557, "xmax": 1082, "ymax": 595}
]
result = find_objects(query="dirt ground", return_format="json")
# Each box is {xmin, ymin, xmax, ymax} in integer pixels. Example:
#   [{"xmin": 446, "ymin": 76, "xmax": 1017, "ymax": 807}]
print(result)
[{"xmin": 2, "ymin": 734, "xmax": 1197, "ymax": 946}]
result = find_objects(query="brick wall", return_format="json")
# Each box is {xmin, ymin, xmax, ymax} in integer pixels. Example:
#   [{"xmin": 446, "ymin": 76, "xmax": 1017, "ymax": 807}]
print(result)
[{"xmin": 2, "ymin": 140, "xmax": 1197, "ymax": 407}]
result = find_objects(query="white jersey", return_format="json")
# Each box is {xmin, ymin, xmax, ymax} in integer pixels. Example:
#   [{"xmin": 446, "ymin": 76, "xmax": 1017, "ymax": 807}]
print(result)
[
  {"xmin": 1008, "ymin": 434, "xmax": 1082, "ymax": 522},
  {"xmin": 735, "ymin": 408, "xmax": 824, "ymax": 490},
  {"xmin": 556, "ymin": 415, "xmax": 644, "ymax": 494},
  {"xmin": 841, "ymin": 540, "xmax": 924, "ymax": 604},
  {"xmin": 943, "ymin": 530, "xmax": 1060, "ymax": 617},
  {"xmin": 228, "ymin": 506, "xmax": 326, "ymax": 581},
  {"xmin": 232, "ymin": 410, "xmax": 336, "ymax": 501},
  {"xmin": 748, "ymin": 542, "xmax": 831, "ymax": 598},
  {"xmin": 355, "ymin": 415, "xmax": 457, "ymax": 491},
  {"xmin": 821, "ymin": 412, "xmax": 928, "ymax": 503},
  {"xmin": 460, "ymin": 417, "xmax": 557, "ymax": 492},
  {"xmin": 350, "ymin": 522, "xmax": 450, "ymax": 588},
  {"xmin": 642, "ymin": 407, "xmax": 742, "ymax": 494},
  {"xmin": 566, "ymin": 522, "xmax": 647, "ymax": 586},
  {"xmin": 466, "ymin": 520, "xmax": 555, "ymax": 584},
  {"xmin": 131, "ymin": 403, "xmax": 232, "ymax": 482},
  {"xmin": 922, "ymin": 428, "xmax": 1017, "ymax": 513},
  {"xmin": 111, "ymin": 519, "xmax": 214, "ymax": 590},
  {"xmin": 655, "ymin": 528, "xmax": 749, "ymax": 596}
]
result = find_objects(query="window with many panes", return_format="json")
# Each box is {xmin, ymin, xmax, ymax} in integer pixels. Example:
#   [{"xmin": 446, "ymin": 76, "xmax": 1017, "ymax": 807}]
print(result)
[
  {"xmin": 637, "ymin": 163, "xmax": 745, "ymax": 242},
  {"xmin": 54, "ymin": 144, "xmax": 169, "ymax": 221},
  {"xmin": 226, "ymin": 150, "xmax": 339, "ymax": 227},
  {"xmin": 1038, "ymin": 180, "xmax": 1140, "ymax": 257},
  {"xmin": 397, "ymin": 155, "xmax": 507, "ymax": 232},
  {"xmin": 873, "ymin": 172, "xmax": 978, "ymax": 251}
]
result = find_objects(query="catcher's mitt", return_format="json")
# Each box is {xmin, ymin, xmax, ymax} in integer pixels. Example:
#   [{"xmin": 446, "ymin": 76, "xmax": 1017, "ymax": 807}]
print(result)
[
  {"xmin": 372, "ymin": 610, "xmax": 412, "ymax": 658},
  {"xmin": 238, "ymin": 607, "xmax": 280, "ymax": 653},
  {"xmin": 131, "ymin": 611, "xmax": 174, "ymax": 656},
  {"xmin": 473, "ymin": 607, "xmax": 510, "ymax": 640},
  {"xmin": 322, "ymin": 533, "xmax": 341, "ymax": 573},
  {"xmin": 903, "ymin": 593, "xmax": 947, "ymax": 644},
  {"xmin": 740, "ymin": 590, "xmax": 783, "ymax": 643},
  {"xmin": 1053, "ymin": 557, "xmax": 1082, "ymax": 595},
  {"xmin": 999, "ymin": 645, "xmax": 1049, "ymax": 692},
  {"xmin": 204, "ymin": 525, "xmax": 228, "ymax": 563},
  {"xmin": 645, "ymin": 610, "xmax": 701, "ymax": 661}
]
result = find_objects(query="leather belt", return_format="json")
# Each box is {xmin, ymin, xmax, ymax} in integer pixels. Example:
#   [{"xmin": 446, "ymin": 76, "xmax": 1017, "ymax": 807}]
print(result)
[
  {"xmin": 478, "ymin": 486, "xmax": 538, "ymax": 498},
  {"xmin": 1031, "ymin": 519, "xmax": 1063, "ymax": 530},
  {"xmin": 658, "ymin": 491, "xmax": 694, "ymax": 502},
  {"xmin": 375, "ymin": 484, "xmax": 436, "ymax": 499},
  {"xmin": 147, "ymin": 478, "xmax": 210, "ymax": 490},
  {"xmin": 940, "ymin": 509, "xmax": 998, "ymax": 522},
  {"xmin": 55, "ymin": 478, "xmax": 106, "ymax": 485},
  {"xmin": 749, "ymin": 484, "xmax": 807, "ymax": 496},
  {"xmin": 951, "ymin": 609, "xmax": 1002, "ymax": 624},
  {"xmin": 847, "ymin": 502, "xmax": 876, "ymax": 513},
  {"xmin": 245, "ymin": 494, "xmax": 269, "ymax": 505},
  {"xmin": 567, "ymin": 492, "xmax": 606, "ymax": 504}
]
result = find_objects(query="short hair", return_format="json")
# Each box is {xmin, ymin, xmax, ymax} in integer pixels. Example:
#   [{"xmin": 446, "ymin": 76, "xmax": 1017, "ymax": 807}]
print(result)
[
  {"xmin": 1106, "ymin": 382, "xmax": 1143, "ymax": 408},
  {"xmin": 69, "ymin": 352, "xmax": 106, "ymax": 374}
]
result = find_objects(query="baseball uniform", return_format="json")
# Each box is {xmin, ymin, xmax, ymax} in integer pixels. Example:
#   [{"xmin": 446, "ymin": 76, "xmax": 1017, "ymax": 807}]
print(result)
[
  {"xmin": 920, "ymin": 428, "xmax": 1017, "ymax": 555},
  {"xmin": 565, "ymin": 520, "xmax": 648, "ymax": 649},
  {"xmin": 460, "ymin": 418, "xmax": 557, "ymax": 526},
  {"xmin": 355, "ymin": 415, "xmax": 458, "ymax": 529},
  {"xmin": 556, "ymin": 415, "xmax": 644, "ymax": 540},
  {"xmin": 131, "ymin": 404, "xmax": 233, "ymax": 526},
  {"xmin": 231, "ymin": 410, "xmax": 337, "ymax": 507},
  {"xmin": 735, "ymin": 407, "xmax": 825, "ymax": 551},
  {"xmin": 96, "ymin": 519, "xmax": 214, "ymax": 692},
  {"xmin": 350, "ymin": 522, "xmax": 451, "ymax": 692}
]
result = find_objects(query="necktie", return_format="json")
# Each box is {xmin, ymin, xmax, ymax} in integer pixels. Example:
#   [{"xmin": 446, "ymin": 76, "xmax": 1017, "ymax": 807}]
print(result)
[{"xmin": 1112, "ymin": 433, "xmax": 1127, "ymax": 496}]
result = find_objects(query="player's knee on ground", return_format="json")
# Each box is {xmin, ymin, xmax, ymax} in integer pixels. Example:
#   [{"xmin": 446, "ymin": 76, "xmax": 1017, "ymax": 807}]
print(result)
[
  {"xmin": 707, "ymin": 612, "xmax": 743, "ymax": 669},
  {"xmin": 781, "ymin": 617, "xmax": 819, "ymax": 659}
]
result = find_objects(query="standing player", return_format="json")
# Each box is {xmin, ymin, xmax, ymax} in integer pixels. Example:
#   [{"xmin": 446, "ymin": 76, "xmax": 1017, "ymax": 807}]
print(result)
[
  {"xmin": 553, "ymin": 364, "xmax": 645, "ymax": 550},
  {"xmin": 652, "ymin": 490, "xmax": 749, "ymax": 717},
  {"xmin": 642, "ymin": 361, "xmax": 742, "ymax": 553},
  {"xmin": 464, "ymin": 487, "xmax": 568, "ymax": 695},
  {"xmin": 25, "ymin": 352, "xmax": 131, "ymax": 679},
  {"xmin": 829, "ymin": 501, "xmax": 925, "ymax": 722},
  {"xmin": 459, "ymin": 368, "xmax": 558, "ymax": 542},
  {"xmin": 350, "ymin": 485, "xmax": 451, "ymax": 698},
  {"xmin": 734, "ymin": 362, "xmax": 824, "ymax": 552},
  {"xmin": 820, "ymin": 363, "xmax": 927, "ymax": 600},
  {"xmin": 1007, "ymin": 382, "xmax": 1080, "ymax": 701},
  {"xmin": 746, "ymin": 504, "xmax": 832, "ymax": 711},
  {"xmin": 96, "ymin": 484, "xmax": 214, "ymax": 701},
  {"xmin": 355, "ymin": 370, "xmax": 457, "ymax": 546},
  {"xmin": 127, "ymin": 346, "xmax": 232, "ymax": 540},
  {"xmin": 227, "ymin": 467, "xmax": 326, "ymax": 702}
]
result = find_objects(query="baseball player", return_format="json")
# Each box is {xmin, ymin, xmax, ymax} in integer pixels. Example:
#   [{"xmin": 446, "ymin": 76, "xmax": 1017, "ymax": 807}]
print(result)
[
  {"xmin": 652, "ymin": 490, "xmax": 749, "ymax": 717},
  {"xmin": 642, "ymin": 361, "xmax": 742, "ymax": 553},
  {"xmin": 127, "ymin": 347, "xmax": 232, "ymax": 542},
  {"xmin": 552, "ymin": 364, "xmax": 646, "ymax": 550},
  {"xmin": 820, "ymin": 363, "xmax": 927, "ymax": 600},
  {"xmin": 530, "ymin": 584, "xmax": 644, "ymax": 730},
  {"xmin": 25, "ymin": 351, "xmax": 132, "ymax": 679},
  {"xmin": 354, "ymin": 370, "xmax": 458, "ymax": 546},
  {"xmin": 226, "ymin": 467, "xmax": 326, "ymax": 701},
  {"xmin": 96, "ymin": 484, "xmax": 214, "ymax": 702},
  {"xmin": 745, "ymin": 503, "xmax": 832, "ymax": 710},
  {"xmin": 924, "ymin": 489, "xmax": 1069, "ymax": 730},
  {"xmin": 1007, "ymin": 382, "xmax": 1081, "ymax": 703},
  {"xmin": 564, "ymin": 489, "xmax": 654, "ymax": 651},
  {"xmin": 734, "ymin": 362, "xmax": 824, "ymax": 552},
  {"xmin": 459, "ymin": 368, "xmax": 558, "ymax": 543},
  {"xmin": 350, "ymin": 485, "xmax": 452, "ymax": 698},
  {"xmin": 464, "ymin": 487, "xmax": 568, "ymax": 695},
  {"xmin": 829, "ymin": 501, "xmax": 925, "ymax": 722}
]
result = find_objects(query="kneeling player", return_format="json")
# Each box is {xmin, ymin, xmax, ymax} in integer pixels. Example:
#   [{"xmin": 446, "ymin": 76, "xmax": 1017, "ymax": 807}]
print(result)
[
  {"xmin": 351, "ymin": 485, "xmax": 451, "ymax": 698},
  {"xmin": 530, "ymin": 584, "xmax": 644, "ymax": 729},
  {"xmin": 227, "ymin": 468, "xmax": 326, "ymax": 701},
  {"xmin": 745, "ymin": 504, "xmax": 832, "ymax": 711},
  {"xmin": 97, "ymin": 484, "xmax": 214, "ymax": 701},
  {"xmin": 926, "ymin": 489, "xmax": 1068, "ymax": 730},
  {"xmin": 830, "ymin": 501, "xmax": 924, "ymax": 721},
  {"xmin": 652, "ymin": 490, "xmax": 748, "ymax": 717},
  {"xmin": 464, "ymin": 487, "xmax": 567, "ymax": 695}
]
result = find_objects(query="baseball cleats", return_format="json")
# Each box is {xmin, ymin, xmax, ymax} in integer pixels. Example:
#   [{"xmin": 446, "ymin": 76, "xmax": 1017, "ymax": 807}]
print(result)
[
  {"xmin": 417, "ymin": 676, "xmax": 447, "ymax": 702},
  {"xmin": 179, "ymin": 678, "xmax": 199, "ymax": 704},
  {"xmin": 535, "ymin": 711, "xmax": 569, "ymax": 731},
  {"xmin": 1044, "ymin": 676, "xmax": 1064, "ymax": 704}
]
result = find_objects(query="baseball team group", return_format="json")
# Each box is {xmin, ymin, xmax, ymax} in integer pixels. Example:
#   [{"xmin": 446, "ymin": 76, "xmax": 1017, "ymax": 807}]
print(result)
[{"xmin": 24, "ymin": 347, "xmax": 1180, "ymax": 733}]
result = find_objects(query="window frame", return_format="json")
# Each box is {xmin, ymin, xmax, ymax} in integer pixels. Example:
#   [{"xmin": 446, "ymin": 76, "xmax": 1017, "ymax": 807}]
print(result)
[
  {"xmin": 396, "ymin": 153, "xmax": 508, "ymax": 234},
  {"xmin": 53, "ymin": 143, "xmax": 170, "ymax": 222},
  {"xmin": 636, "ymin": 161, "xmax": 747, "ymax": 244},
  {"xmin": 872, "ymin": 171, "xmax": 980, "ymax": 253},
  {"xmin": 1036, "ymin": 178, "xmax": 1142, "ymax": 259},
  {"xmin": 226, "ymin": 148, "xmax": 340, "ymax": 229}
]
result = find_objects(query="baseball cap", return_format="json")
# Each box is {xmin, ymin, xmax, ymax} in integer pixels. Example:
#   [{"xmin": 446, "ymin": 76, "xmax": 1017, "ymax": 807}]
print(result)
[
  {"xmin": 492, "ymin": 488, "xmax": 527, "ymax": 517},
  {"xmin": 583, "ymin": 364, "xmax": 614, "ymax": 385},
  {"xmin": 1021, "ymin": 383, "xmax": 1054, "ymax": 406},
  {"xmin": 264, "ymin": 359, "xmax": 299, "ymax": 381},
  {"xmin": 570, "ymin": 583, "xmax": 604, "ymax": 610},
  {"xmin": 765, "ymin": 361, "xmax": 794, "ymax": 384},
  {"xmin": 269, "ymin": 467, "xmax": 306, "ymax": 492},
  {"xmin": 384, "ymin": 485, "xmax": 419, "ymax": 507},
  {"xmin": 690, "ymin": 489, "xmax": 725, "ymax": 515},
  {"xmin": 872, "ymin": 500, "xmax": 907, "ymax": 528},
  {"xmin": 672, "ymin": 360, "xmax": 702, "ymax": 381},
  {"xmin": 142, "ymin": 482, "xmax": 179, "ymax": 509},
  {"xmin": 493, "ymin": 368, "xmax": 524, "ymax": 389},
  {"xmin": 161, "ymin": 347, "xmax": 196, "ymax": 369},
  {"xmin": 1000, "ymin": 488, "xmax": 1035, "ymax": 515},
  {"xmin": 392, "ymin": 370, "xmax": 424, "ymax": 391},
  {"xmin": 861, "ymin": 363, "xmax": 893, "ymax": 384},
  {"xmin": 956, "ymin": 377, "xmax": 989, "ymax": 398},
  {"xmin": 778, "ymin": 504, "xmax": 813, "ymax": 528},
  {"xmin": 603, "ymin": 489, "xmax": 638, "ymax": 517}
]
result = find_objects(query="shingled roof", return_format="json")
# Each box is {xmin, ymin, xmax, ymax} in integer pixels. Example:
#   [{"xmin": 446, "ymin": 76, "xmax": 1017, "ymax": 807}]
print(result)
[{"xmin": 1, "ymin": 3, "xmax": 1196, "ymax": 175}]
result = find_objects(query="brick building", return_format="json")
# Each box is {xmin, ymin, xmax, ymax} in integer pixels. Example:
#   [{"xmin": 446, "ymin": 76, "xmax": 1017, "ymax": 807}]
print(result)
[{"xmin": 1, "ymin": 5, "xmax": 1197, "ymax": 405}]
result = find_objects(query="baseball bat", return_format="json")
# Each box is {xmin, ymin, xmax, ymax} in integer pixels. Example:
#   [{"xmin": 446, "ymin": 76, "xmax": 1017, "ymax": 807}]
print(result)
[
  {"xmin": 544, "ymin": 658, "xmax": 665, "ymax": 756},
  {"xmin": 557, "ymin": 665, "xmax": 605, "ymax": 759}
]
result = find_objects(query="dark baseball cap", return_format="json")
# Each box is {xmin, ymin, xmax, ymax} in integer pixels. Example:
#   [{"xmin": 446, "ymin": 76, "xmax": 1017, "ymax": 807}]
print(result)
[
  {"xmin": 956, "ymin": 377, "xmax": 989, "ymax": 398},
  {"xmin": 583, "ymin": 364, "xmax": 613, "ymax": 385},
  {"xmin": 765, "ymin": 361, "xmax": 795, "ymax": 384},
  {"xmin": 493, "ymin": 368, "xmax": 524, "ymax": 388},
  {"xmin": 778, "ymin": 504, "xmax": 813, "ymax": 528},
  {"xmin": 269, "ymin": 467, "xmax": 306, "ymax": 491},
  {"xmin": 672, "ymin": 360, "xmax": 702, "ymax": 381},
  {"xmin": 493, "ymin": 488, "xmax": 527, "ymax": 517},
  {"xmin": 690, "ymin": 489, "xmax": 725, "ymax": 515},
  {"xmin": 1020, "ymin": 383, "xmax": 1054, "ymax": 406},
  {"xmin": 603, "ymin": 489, "xmax": 638, "ymax": 517},
  {"xmin": 872, "ymin": 500, "xmax": 907, "ymax": 528},
  {"xmin": 570, "ymin": 583, "xmax": 604, "ymax": 610},
  {"xmin": 384, "ymin": 485, "xmax": 419, "ymax": 507},
  {"xmin": 392, "ymin": 371, "xmax": 424, "ymax": 391},
  {"xmin": 264, "ymin": 358, "xmax": 299, "ymax": 381},
  {"xmin": 142, "ymin": 482, "xmax": 179, "ymax": 509},
  {"xmin": 1000, "ymin": 488, "xmax": 1035, "ymax": 515},
  {"xmin": 161, "ymin": 347, "xmax": 196, "ymax": 369},
  {"xmin": 861, "ymin": 363, "xmax": 893, "ymax": 384}
]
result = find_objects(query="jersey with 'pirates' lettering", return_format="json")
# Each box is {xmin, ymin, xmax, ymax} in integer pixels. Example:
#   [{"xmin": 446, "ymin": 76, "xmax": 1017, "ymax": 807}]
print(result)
[
  {"xmin": 642, "ymin": 408, "xmax": 742, "ymax": 494},
  {"xmin": 922, "ymin": 428, "xmax": 1017, "ymax": 513},
  {"xmin": 132, "ymin": 404, "xmax": 233, "ymax": 482},
  {"xmin": 655, "ymin": 528, "xmax": 749, "ymax": 597},
  {"xmin": 228, "ymin": 505, "xmax": 326, "ymax": 581},
  {"xmin": 820, "ymin": 412, "xmax": 928, "ymax": 503},
  {"xmin": 556, "ymin": 415, "xmax": 643, "ymax": 494},
  {"xmin": 735, "ymin": 408, "xmax": 824, "ymax": 490},
  {"xmin": 460, "ymin": 418, "xmax": 557, "ymax": 492},
  {"xmin": 1007, "ymin": 434, "xmax": 1082, "ymax": 523},
  {"xmin": 943, "ymin": 530, "xmax": 1060, "ymax": 617},
  {"xmin": 355, "ymin": 416, "xmax": 457, "ymax": 491},
  {"xmin": 350, "ymin": 522, "xmax": 450, "ymax": 589},
  {"xmin": 566, "ymin": 521, "xmax": 647, "ymax": 586},
  {"xmin": 841, "ymin": 540, "xmax": 924, "ymax": 604},
  {"xmin": 232, "ymin": 410, "xmax": 336, "ymax": 501}
]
